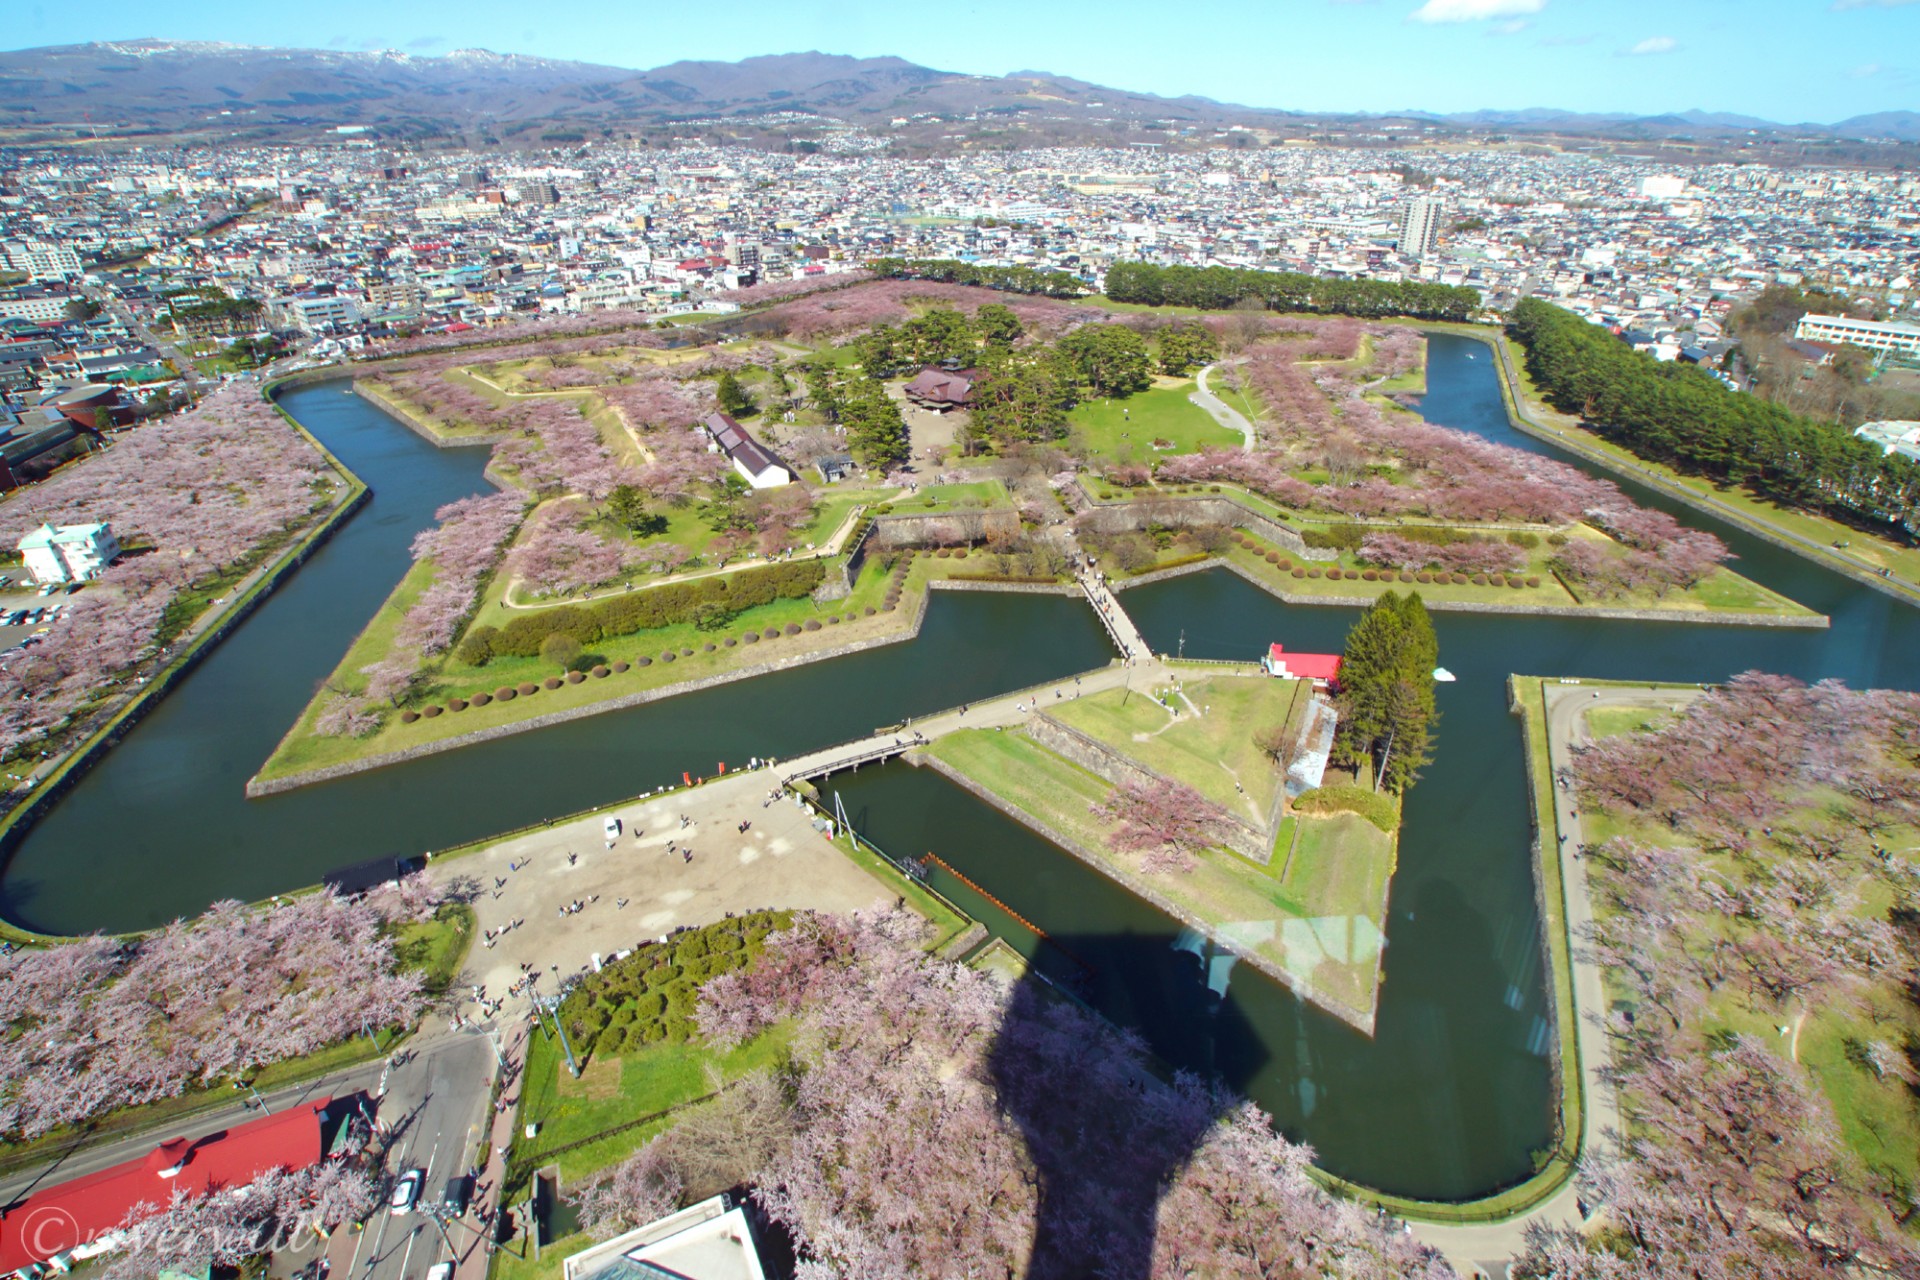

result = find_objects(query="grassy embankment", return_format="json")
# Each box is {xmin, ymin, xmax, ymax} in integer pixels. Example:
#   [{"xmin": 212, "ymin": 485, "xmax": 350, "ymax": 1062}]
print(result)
[
  {"xmin": 929, "ymin": 670, "xmax": 1394, "ymax": 1019},
  {"xmin": 1493, "ymin": 333, "xmax": 1920, "ymax": 598},
  {"xmin": 259, "ymin": 544, "xmax": 1029, "ymax": 784},
  {"xmin": 1080, "ymin": 476, "xmax": 1814, "ymax": 618}
]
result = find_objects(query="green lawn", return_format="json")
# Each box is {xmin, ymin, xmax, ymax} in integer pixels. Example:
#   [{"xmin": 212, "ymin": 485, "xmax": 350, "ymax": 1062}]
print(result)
[
  {"xmin": 1068, "ymin": 381, "xmax": 1241, "ymax": 465},
  {"xmin": 928, "ymin": 727, "xmax": 1390, "ymax": 1019},
  {"xmin": 258, "ymin": 553, "xmax": 914, "ymax": 782},
  {"xmin": 1281, "ymin": 813, "xmax": 1394, "ymax": 929},
  {"xmin": 883, "ymin": 479, "xmax": 1012, "ymax": 514},
  {"xmin": 1047, "ymin": 672, "xmax": 1304, "ymax": 821},
  {"xmin": 511, "ymin": 1023, "xmax": 792, "ymax": 1188}
]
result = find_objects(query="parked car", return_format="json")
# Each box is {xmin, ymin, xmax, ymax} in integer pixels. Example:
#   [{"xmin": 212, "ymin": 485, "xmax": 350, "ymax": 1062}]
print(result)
[
  {"xmin": 426, "ymin": 1264, "xmax": 454, "ymax": 1280},
  {"xmin": 603, "ymin": 816, "xmax": 621, "ymax": 840},
  {"xmin": 388, "ymin": 1168, "xmax": 424, "ymax": 1216}
]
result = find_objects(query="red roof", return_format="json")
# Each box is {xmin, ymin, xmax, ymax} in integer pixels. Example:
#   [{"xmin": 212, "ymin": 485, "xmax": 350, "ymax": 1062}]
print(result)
[
  {"xmin": 1267, "ymin": 643, "xmax": 1342, "ymax": 682},
  {"xmin": 0, "ymin": 1099, "xmax": 330, "ymax": 1273}
]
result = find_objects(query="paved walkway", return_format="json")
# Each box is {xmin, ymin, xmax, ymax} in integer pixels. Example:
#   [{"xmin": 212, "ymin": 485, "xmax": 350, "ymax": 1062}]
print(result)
[
  {"xmin": 431, "ymin": 773, "xmax": 892, "ymax": 1018},
  {"xmin": 1408, "ymin": 682, "xmax": 1696, "ymax": 1277},
  {"xmin": 1192, "ymin": 362, "xmax": 1256, "ymax": 451}
]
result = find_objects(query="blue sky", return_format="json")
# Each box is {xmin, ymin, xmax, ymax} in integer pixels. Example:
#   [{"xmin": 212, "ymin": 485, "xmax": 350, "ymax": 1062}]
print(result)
[{"xmin": 6, "ymin": 0, "xmax": 1917, "ymax": 123}]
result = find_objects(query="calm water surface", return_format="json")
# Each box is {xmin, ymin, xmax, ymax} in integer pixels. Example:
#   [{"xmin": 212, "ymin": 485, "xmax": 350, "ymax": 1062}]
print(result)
[{"xmin": 4, "ymin": 339, "xmax": 1914, "ymax": 1200}]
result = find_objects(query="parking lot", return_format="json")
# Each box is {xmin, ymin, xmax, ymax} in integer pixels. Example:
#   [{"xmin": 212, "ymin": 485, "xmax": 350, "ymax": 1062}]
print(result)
[{"xmin": 0, "ymin": 575, "xmax": 83, "ymax": 657}]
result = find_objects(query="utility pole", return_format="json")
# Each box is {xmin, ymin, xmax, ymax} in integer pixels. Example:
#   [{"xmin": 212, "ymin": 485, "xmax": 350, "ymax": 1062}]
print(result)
[{"xmin": 233, "ymin": 1079, "xmax": 270, "ymax": 1113}]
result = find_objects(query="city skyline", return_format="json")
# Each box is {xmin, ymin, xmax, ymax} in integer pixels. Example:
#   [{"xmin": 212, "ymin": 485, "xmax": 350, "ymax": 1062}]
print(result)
[{"xmin": 4, "ymin": 0, "xmax": 1916, "ymax": 125}]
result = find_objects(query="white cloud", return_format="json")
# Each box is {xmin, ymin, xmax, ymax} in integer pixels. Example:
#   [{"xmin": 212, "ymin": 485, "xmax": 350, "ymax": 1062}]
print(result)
[
  {"xmin": 1410, "ymin": 0, "xmax": 1546, "ymax": 23},
  {"xmin": 1625, "ymin": 35, "xmax": 1679, "ymax": 55},
  {"xmin": 1488, "ymin": 18, "xmax": 1533, "ymax": 34},
  {"xmin": 1832, "ymin": 0, "xmax": 1920, "ymax": 10},
  {"xmin": 1848, "ymin": 61, "xmax": 1884, "ymax": 77}
]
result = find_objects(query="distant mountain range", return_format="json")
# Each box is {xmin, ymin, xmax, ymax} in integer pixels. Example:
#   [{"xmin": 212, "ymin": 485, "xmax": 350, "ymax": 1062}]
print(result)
[{"xmin": 1, "ymin": 40, "xmax": 1915, "ymax": 149}]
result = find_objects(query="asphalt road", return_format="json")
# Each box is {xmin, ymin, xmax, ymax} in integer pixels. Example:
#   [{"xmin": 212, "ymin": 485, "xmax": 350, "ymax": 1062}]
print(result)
[{"xmin": 341, "ymin": 1034, "xmax": 496, "ymax": 1280}]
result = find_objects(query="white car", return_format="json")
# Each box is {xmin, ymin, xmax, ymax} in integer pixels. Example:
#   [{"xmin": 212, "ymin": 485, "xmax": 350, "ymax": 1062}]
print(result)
[
  {"xmin": 388, "ymin": 1168, "xmax": 424, "ymax": 1216},
  {"xmin": 603, "ymin": 816, "xmax": 621, "ymax": 840},
  {"xmin": 426, "ymin": 1264, "xmax": 454, "ymax": 1280}
]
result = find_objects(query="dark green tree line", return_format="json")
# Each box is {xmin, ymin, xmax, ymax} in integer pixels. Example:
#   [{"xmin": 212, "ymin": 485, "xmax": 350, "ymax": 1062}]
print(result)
[
  {"xmin": 1104, "ymin": 262, "xmax": 1479, "ymax": 322},
  {"xmin": 1331, "ymin": 591, "xmax": 1437, "ymax": 793},
  {"xmin": 1509, "ymin": 298, "xmax": 1919, "ymax": 537}
]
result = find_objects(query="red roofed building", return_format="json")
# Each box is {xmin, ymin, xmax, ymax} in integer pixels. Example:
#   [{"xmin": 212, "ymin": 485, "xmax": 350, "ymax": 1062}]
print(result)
[
  {"xmin": 904, "ymin": 367, "xmax": 978, "ymax": 412},
  {"xmin": 0, "ymin": 1098, "xmax": 332, "ymax": 1277},
  {"xmin": 1263, "ymin": 644, "xmax": 1341, "ymax": 689}
]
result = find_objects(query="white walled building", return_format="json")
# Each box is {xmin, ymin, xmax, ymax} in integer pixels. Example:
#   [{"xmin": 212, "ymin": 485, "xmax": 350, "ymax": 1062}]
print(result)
[
  {"xmin": 18, "ymin": 522, "xmax": 120, "ymax": 585},
  {"xmin": 1794, "ymin": 313, "xmax": 1920, "ymax": 358},
  {"xmin": 1398, "ymin": 197, "xmax": 1442, "ymax": 261}
]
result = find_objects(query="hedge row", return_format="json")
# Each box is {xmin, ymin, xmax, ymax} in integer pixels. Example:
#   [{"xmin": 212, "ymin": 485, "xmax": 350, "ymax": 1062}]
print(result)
[
  {"xmin": 459, "ymin": 559, "xmax": 826, "ymax": 664},
  {"xmin": 556, "ymin": 910, "xmax": 794, "ymax": 1054}
]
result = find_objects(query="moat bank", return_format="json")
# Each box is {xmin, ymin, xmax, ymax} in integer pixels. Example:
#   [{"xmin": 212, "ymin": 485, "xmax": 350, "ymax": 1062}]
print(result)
[{"xmin": 3, "ymin": 343, "xmax": 1917, "ymax": 1204}]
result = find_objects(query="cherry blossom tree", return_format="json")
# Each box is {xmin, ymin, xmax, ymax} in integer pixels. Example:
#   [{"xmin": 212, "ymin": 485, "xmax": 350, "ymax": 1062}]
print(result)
[
  {"xmin": 0, "ymin": 891, "xmax": 430, "ymax": 1138},
  {"xmin": 1093, "ymin": 777, "xmax": 1230, "ymax": 873}
]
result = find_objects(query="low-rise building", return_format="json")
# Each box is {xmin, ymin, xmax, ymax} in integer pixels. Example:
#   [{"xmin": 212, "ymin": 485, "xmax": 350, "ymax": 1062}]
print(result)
[
  {"xmin": 700, "ymin": 411, "xmax": 792, "ymax": 489},
  {"xmin": 19, "ymin": 521, "xmax": 121, "ymax": 584},
  {"xmin": 1794, "ymin": 314, "xmax": 1920, "ymax": 358}
]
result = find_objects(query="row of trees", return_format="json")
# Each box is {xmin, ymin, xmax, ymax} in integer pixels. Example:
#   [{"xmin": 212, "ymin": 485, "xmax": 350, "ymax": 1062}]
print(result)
[
  {"xmin": 1524, "ymin": 675, "xmax": 1920, "ymax": 1277},
  {"xmin": 1332, "ymin": 591, "xmax": 1436, "ymax": 793},
  {"xmin": 1104, "ymin": 262, "xmax": 1481, "ymax": 322},
  {"xmin": 578, "ymin": 908, "xmax": 1452, "ymax": 1278},
  {"xmin": 0, "ymin": 881, "xmax": 437, "ymax": 1139},
  {"xmin": 847, "ymin": 302, "xmax": 1025, "ymax": 375},
  {"xmin": 867, "ymin": 256, "xmax": 1092, "ymax": 299},
  {"xmin": 1509, "ymin": 298, "xmax": 1920, "ymax": 536}
]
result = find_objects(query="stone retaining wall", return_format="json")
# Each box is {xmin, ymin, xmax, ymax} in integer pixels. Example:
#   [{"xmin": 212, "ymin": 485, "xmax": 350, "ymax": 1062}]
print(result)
[
  {"xmin": 247, "ymin": 575, "xmax": 1072, "ymax": 796},
  {"xmin": 1075, "ymin": 489, "xmax": 1334, "ymax": 562},
  {"xmin": 867, "ymin": 508, "xmax": 1021, "ymax": 550},
  {"xmin": 353, "ymin": 381, "xmax": 510, "ymax": 450},
  {"xmin": 910, "ymin": 750, "xmax": 1375, "ymax": 1036},
  {"xmin": 1026, "ymin": 714, "xmax": 1271, "ymax": 864},
  {"xmin": 928, "ymin": 578, "xmax": 1080, "ymax": 596},
  {"xmin": 1212, "ymin": 558, "xmax": 1828, "ymax": 628}
]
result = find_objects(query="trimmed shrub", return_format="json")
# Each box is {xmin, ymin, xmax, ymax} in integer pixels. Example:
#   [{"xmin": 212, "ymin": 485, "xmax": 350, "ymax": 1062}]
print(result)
[
  {"xmin": 591, "ymin": 665, "xmax": 610, "ymax": 676},
  {"xmin": 935, "ymin": 547, "xmax": 951, "ymax": 558},
  {"xmin": 1307, "ymin": 568, "xmax": 1322, "ymax": 579},
  {"xmin": 826, "ymin": 616, "xmax": 840, "ymax": 625},
  {"xmin": 613, "ymin": 660, "xmax": 630, "ymax": 672},
  {"xmin": 400, "ymin": 710, "xmax": 420, "ymax": 724},
  {"xmin": 1265, "ymin": 551, "xmax": 1281, "ymax": 564},
  {"xmin": 1325, "ymin": 568, "xmax": 1343, "ymax": 580},
  {"xmin": 1525, "ymin": 576, "xmax": 1541, "ymax": 588},
  {"xmin": 882, "ymin": 602, "xmax": 897, "ymax": 611},
  {"xmin": 422, "ymin": 704, "xmax": 443, "ymax": 718},
  {"xmin": 722, "ymin": 638, "xmax": 736, "ymax": 647},
  {"xmin": 495, "ymin": 687, "xmax": 516, "ymax": 701},
  {"xmin": 519, "ymin": 682, "xmax": 538, "ymax": 695},
  {"xmin": 661, "ymin": 650, "xmax": 676, "ymax": 662},
  {"xmin": 1471, "ymin": 574, "xmax": 1489, "ymax": 586},
  {"xmin": 742, "ymin": 632, "xmax": 759, "ymax": 644},
  {"xmin": 1546, "ymin": 532, "xmax": 1570, "ymax": 547},
  {"xmin": 1507, "ymin": 530, "xmax": 1541, "ymax": 549},
  {"xmin": 803, "ymin": 619, "xmax": 821, "ymax": 631},
  {"xmin": 543, "ymin": 677, "xmax": 563, "ymax": 690},
  {"xmin": 864, "ymin": 606, "xmax": 876, "ymax": 616},
  {"xmin": 448, "ymin": 698, "xmax": 468, "ymax": 712},
  {"xmin": 1361, "ymin": 569, "xmax": 1379, "ymax": 582},
  {"xmin": 681, "ymin": 647, "xmax": 694, "ymax": 657},
  {"xmin": 635, "ymin": 655, "xmax": 653, "ymax": 666},
  {"xmin": 490, "ymin": 559, "xmax": 829, "ymax": 659},
  {"xmin": 783, "ymin": 624, "xmax": 801, "ymax": 636},
  {"xmin": 763, "ymin": 628, "xmax": 782, "ymax": 640},
  {"xmin": 1300, "ymin": 524, "xmax": 1365, "ymax": 552},
  {"xmin": 1290, "ymin": 568, "xmax": 1305, "ymax": 578},
  {"xmin": 471, "ymin": 692, "xmax": 492, "ymax": 706},
  {"xmin": 456, "ymin": 626, "xmax": 500, "ymax": 667},
  {"xmin": 1508, "ymin": 576, "xmax": 1526, "ymax": 589},
  {"xmin": 703, "ymin": 643, "xmax": 715, "ymax": 652},
  {"xmin": 567, "ymin": 671, "xmax": 586, "ymax": 683},
  {"xmin": 953, "ymin": 549, "xmax": 968, "ymax": 559},
  {"xmin": 1416, "ymin": 572, "xmax": 1433, "ymax": 583}
]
